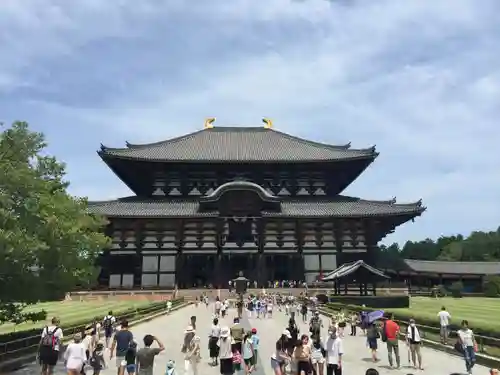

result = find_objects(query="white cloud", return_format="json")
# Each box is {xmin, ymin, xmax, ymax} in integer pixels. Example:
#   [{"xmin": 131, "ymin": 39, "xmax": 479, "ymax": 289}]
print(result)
[{"xmin": 0, "ymin": 0, "xmax": 499, "ymax": 243}]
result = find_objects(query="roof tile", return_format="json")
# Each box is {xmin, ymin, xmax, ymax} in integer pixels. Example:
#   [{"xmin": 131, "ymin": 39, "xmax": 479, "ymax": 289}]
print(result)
[
  {"xmin": 99, "ymin": 127, "xmax": 376, "ymax": 162},
  {"xmin": 403, "ymin": 259, "xmax": 500, "ymax": 275},
  {"xmin": 87, "ymin": 196, "xmax": 425, "ymax": 218}
]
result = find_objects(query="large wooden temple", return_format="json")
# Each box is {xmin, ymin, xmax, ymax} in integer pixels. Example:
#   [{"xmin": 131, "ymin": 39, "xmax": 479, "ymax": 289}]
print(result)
[{"xmin": 89, "ymin": 119, "xmax": 425, "ymax": 289}]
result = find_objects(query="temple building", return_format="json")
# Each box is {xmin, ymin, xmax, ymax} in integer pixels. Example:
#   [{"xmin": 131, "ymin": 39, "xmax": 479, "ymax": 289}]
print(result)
[{"xmin": 88, "ymin": 119, "xmax": 426, "ymax": 289}]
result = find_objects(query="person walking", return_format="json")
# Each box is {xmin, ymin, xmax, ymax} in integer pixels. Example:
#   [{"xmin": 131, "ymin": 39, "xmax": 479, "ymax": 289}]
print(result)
[
  {"xmin": 325, "ymin": 327, "xmax": 343, "ymax": 375},
  {"xmin": 310, "ymin": 334, "xmax": 325, "ymax": 375},
  {"xmin": 217, "ymin": 327, "xmax": 234, "ymax": 375},
  {"xmin": 383, "ymin": 314, "xmax": 400, "ymax": 369},
  {"xmin": 457, "ymin": 320, "xmax": 477, "ymax": 375},
  {"xmin": 293, "ymin": 334, "xmax": 312, "ymax": 375},
  {"xmin": 406, "ymin": 319, "xmax": 423, "ymax": 370},
  {"xmin": 209, "ymin": 318, "xmax": 221, "ymax": 366},
  {"xmin": 110, "ymin": 320, "xmax": 133, "ymax": 375},
  {"xmin": 185, "ymin": 335, "xmax": 201, "ymax": 375},
  {"xmin": 64, "ymin": 333, "xmax": 87, "ymax": 375},
  {"xmin": 366, "ymin": 322, "xmax": 379, "ymax": 363},
  {"xmin": 39, "ymin": 317, "xmax": 64, "ymax": 375},
  {"xmin": 242, "ymin": 331, "xmax": 255, "ymax": 374},
  {"xmin": 251, "ymin": 328, "xmax": 260, "ymax": 370},
  {"xmin": 102, "ymin": 311, "xmax": 116, "ymax": 350}
]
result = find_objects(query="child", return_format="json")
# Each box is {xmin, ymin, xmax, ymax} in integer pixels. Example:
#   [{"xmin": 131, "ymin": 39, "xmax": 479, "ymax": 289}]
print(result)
[
  {"xmin": 165, "ymin": 360, "xmax": 176, "ymax": 375},
  {"xmin": 232, "ymin": 349, "xmax": 242, "ymax": 373},
  {"xmin": 242, "ymin": 331, "xmax": 254, "ymax": 374},
  {"xmin": 89, "ymin": 342, "xmax": 106, "ymax": 375},
  {"xmin": 125, "ymin": 341, "xmax": 137, "ymax": 375},
  {"xmin": 251, "ymin": 328, "xmax": 260, "ymax": 370}
]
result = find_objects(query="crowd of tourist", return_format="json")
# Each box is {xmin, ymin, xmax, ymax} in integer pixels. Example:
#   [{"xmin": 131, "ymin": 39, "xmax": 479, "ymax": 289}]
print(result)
[{"xmin": 35, "ymin": 293, "xmax": 496, "ymax": 375}]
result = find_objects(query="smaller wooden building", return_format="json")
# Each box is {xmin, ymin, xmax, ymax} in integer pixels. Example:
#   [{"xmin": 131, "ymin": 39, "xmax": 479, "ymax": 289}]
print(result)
[
  {"xmin": 386, "ymin": 259, "xmax": 500, "ymax": 292},
  {"xmin": 322, "ymin": 260, "xmax": 390, "ymax": 295}
]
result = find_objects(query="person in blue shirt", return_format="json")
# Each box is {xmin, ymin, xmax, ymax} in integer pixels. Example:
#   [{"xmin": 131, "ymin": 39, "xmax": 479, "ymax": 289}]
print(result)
[{"xmin": 251, "ymin": 328, "xmax": 260, "ymax": 369}]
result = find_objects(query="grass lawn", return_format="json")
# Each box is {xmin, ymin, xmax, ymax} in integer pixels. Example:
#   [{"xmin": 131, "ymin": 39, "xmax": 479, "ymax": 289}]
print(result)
[
  {"xmin": 390, "ymin": 297, "xmax": 500, "ymax": 332},
  {"xmin": 0, "ymin": 300, "xmax": 153, "ymax": 335}
]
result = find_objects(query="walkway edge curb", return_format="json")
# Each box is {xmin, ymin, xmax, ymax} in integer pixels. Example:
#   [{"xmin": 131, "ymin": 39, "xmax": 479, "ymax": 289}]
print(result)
[
  {"xmin": 0, "ymin": 302, "xmax": 191, "ymax": 373},
  {"xmin": 317, "ymin": 307, "xmax": 500, "ymax": 369}
]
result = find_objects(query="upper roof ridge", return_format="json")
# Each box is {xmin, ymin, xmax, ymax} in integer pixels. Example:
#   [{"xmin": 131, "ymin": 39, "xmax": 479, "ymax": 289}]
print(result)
[{"xmin": 101, "ymin": 126, "xmax": 367, "ymax": 151}]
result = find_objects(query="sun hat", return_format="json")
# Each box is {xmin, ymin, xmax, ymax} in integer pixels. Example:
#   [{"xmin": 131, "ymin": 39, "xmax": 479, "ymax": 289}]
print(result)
[
  {"xmin": 220, "ymin": 327, "xmax": 230, "ymax": 338},
  {"xmin": 184, "ymin": 325, "xmax": 195, "ymax": 333},
  {"xmin": 166, "ymin": 360, "xmax": 175, "ymax": 368}
]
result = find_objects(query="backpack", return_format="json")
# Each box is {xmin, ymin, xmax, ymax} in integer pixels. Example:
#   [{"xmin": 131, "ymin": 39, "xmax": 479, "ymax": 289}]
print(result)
[
  {"xmin": 41, "ymin": 326, "xmax": 59, "ymax": 349},
  {"xmin": 380, "ymin": 322, "xmax": 388, "ymax": 342},
  {"xmin": 103, "ymin": 316, "xmax": 113, "ymax": 330}
]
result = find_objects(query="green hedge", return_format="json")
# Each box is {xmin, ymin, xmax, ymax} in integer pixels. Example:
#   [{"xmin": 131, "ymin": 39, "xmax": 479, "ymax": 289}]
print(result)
[{"xmin": 0, "ymin": 298, "xmax": 184, "ymax": 353}]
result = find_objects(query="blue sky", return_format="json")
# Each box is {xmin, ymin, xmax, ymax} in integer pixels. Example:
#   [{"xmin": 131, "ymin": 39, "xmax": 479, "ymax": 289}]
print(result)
[{"xmin": 1, "ymin": 0, "xmax": 499, "ymax": 244}]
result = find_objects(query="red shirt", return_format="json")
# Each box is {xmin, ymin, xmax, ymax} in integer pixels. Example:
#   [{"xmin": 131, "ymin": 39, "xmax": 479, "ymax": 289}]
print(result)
[{"xmin": 385, "ymin": 320, "xmax": 400, "ymax": 340}]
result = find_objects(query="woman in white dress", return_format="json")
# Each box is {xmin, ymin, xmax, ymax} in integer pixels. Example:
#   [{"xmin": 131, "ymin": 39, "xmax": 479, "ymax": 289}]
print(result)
[{"xmin": 64, "ymin": 333, "xmax": 87, "ymax": 375}]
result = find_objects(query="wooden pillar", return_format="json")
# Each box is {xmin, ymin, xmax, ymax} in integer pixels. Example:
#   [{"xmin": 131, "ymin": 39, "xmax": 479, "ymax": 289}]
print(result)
[
  {"xmin": 334, "ymin": 219, "xmax": 343, "ymax": 266},
  {"xmin": 174, "ymin": 219, "xmax": 184, "ymax": 288},
  {"xmin": 133, "ymin": 220, "xmax": 144, "ymax": 288}
]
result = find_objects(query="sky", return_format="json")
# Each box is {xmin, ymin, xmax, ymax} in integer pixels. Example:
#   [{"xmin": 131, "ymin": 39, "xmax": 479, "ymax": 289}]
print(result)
[{"xmin": 1, "ymin": 0, "xmax": 499, "ymax": 245}]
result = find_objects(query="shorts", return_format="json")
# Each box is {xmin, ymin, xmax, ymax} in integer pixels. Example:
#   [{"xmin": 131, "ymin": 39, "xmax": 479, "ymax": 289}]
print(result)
[
  {"xmin": 126, "ymin": 364, "xmax": 137, "ymax": 373},
  {"xmin": 104, "ymin": 327, "xmax": 113, "ymax": 338},
  {"xmin": 39, "ymin": 347, "xmax": 59, "ymax": 367},
  {"xmin": 311, "ymin": 356, "xmax": 325, "ymax": 365},
  {"xmin": 244, "ymin": 357, "xmax": 253, "ymax": 366},
  {"xmin": 270, "ymin": 358, "xmax": 282, "ymax": 370},
  {"xmin": 116, "ymin": 356, "xmax": 126, "ymax": 367},
  {"xmin": 367, "ymin": 338, "xmax": 378, "ymax": 350}
]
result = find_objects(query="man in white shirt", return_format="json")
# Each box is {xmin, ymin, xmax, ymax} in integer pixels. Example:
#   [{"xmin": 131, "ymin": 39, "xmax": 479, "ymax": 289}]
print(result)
[
  {"xmin": 437, "ymin": 306, "xmax": 451, "ymax": 344},
  {"xmin": 325, "ymin": 326, "xmax": 343, "ymax": 375}
]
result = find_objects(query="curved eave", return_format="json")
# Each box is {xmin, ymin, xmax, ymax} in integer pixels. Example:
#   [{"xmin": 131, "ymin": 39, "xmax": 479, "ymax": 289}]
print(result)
[
  {"xmin": 199, "ymin": 181, "xmax": 280, "ymax": 203},
  {"xmin": 96, "ymin": 149, "xmax": 378, "ymax": 164}
]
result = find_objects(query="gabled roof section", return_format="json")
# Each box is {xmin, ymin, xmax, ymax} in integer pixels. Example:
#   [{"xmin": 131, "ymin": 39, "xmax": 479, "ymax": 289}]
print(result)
[
  {"xmin": 87, "ymin": 195, "xmax": 425, "ymax": 218},
  {"xmin": 98, "ymin": 127, "xmax": 378, "ymax": 163},
  {"xmin": 403, "ymin": 259, "xmax": 500, "ymax": 275},
  {"xmin": 322, "ymin": 260, "xmax": 389, "ymax": 281}
]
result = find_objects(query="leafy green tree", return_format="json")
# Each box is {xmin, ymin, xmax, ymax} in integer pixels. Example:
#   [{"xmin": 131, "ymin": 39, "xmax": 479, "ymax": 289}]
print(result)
[{"xmin": 0, "ymin": 121, "xmax": 110, "ymax": 324}]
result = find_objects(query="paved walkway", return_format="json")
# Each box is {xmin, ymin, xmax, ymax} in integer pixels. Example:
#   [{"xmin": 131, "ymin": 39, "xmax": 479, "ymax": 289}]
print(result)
[{"xmin": 15, "ymin": 303, "xmax": 490, "ymax": 374}]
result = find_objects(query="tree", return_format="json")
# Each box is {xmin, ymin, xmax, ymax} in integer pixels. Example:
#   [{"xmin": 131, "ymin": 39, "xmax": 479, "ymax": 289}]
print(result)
[{"xmin": 0, "ymin": 121, "xmax": 110, "ymax": 324}]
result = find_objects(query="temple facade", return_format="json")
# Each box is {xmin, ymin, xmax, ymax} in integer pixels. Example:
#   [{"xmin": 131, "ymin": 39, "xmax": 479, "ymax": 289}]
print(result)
[{"xmin": 88, "ymin": 119, "xmax": 425, "ymax": 289}]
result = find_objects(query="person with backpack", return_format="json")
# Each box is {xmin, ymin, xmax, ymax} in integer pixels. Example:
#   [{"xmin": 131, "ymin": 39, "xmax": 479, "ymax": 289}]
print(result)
[
  {"xmin": 102, "ymin": 311, "xmax": 116, "ymax": 349},
  {"xmin": 39, "ymin": 317, "xmax": 64, "ymax": 375}
]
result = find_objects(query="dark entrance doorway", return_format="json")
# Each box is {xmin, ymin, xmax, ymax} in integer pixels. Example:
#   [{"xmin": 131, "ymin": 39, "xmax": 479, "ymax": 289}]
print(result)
[
  {"xmin": 221, "ymin": 254, "xmax": 257, "ymax": 285},
  {"xmin": 265, "ymin": 254, "xmax": 304, "ymax": 281},
  {"xmin": 178, "ymin": 254, "xmax": 216, "ymax": 288}
]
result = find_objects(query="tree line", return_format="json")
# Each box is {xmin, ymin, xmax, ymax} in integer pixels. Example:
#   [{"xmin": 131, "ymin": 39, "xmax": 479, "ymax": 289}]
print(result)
[{"xmin": 375, "ymin": 227, "xmax": 500, "ymax": 270}]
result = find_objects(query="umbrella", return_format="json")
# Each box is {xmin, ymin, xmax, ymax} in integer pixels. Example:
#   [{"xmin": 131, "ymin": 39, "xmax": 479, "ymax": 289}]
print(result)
[{"xmin": 367, "ymin": 310, "xmax": 384, "ymax": 323}]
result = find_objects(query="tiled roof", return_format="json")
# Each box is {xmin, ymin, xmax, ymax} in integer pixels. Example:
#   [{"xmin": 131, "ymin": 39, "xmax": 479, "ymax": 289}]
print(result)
[
  {"xmin": 403, "ymin": 259, "xmax": 500, "ymax": 275},
  {"xmin": 99, "ymin": 127, "xmax": 377, "ymax": 162},
  {"xmin": 322, "ymin": 260, "xmax": 389, "ymax": 281},
  {"xmin": 87, "ymin": 196, "xmax": 425, "ymax": 218}
]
